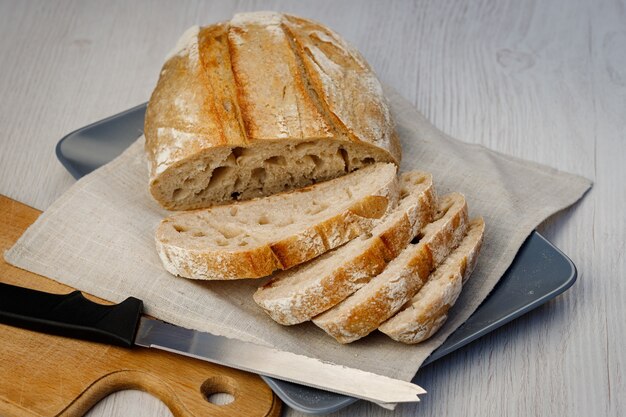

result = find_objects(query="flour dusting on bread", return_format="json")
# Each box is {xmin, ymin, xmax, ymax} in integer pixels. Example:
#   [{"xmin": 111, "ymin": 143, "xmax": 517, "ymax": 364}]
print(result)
[{"xmin": 164, "ymin": 25, "xmax": 199, "ymax": 63}]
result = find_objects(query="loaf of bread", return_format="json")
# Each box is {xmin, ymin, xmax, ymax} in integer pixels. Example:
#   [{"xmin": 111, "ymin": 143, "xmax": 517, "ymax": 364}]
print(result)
[
  {"xmin": 148, "ymin": 13, "xmax": 485, "ymax": 346},
  {"xmin": 253, "ymin": 171, "xmax": 437, "ymax": 325},
  {"xmin": 145, "ymin": 12, "xmax": 401, "ymax": 210},
  {"xmin": 379, "ymin": 217, "xmax": 484, "ymax": 343},
  {"xmin": 312, "ymin": 193, "xmax": 469, "ymax": 343},
  {"xmin": 155, "ymin": 163, "xmax": 398, "ymax": 280}
]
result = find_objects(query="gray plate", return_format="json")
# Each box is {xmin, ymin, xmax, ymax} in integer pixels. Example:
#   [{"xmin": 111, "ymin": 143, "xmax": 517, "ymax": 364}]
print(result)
[{"xmin": 56, "ymin": 104, "xmax": 577, "ymax": 415}]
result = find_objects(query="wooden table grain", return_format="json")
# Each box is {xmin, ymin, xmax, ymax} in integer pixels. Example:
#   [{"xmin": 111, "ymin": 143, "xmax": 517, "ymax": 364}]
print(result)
[{"xmin": 0, "ymin": 0, "xmax": 623, "ymax": 416}]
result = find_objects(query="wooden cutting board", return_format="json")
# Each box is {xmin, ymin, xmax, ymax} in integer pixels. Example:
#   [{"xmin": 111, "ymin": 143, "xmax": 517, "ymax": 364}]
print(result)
[{"xmin": 0, "ymin": 195, "xmax": 281, "ymax": 417}]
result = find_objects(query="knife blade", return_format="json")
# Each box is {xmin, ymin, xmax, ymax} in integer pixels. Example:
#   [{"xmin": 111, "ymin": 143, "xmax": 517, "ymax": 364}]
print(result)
[{"xmin": 0, "ymin": 282, "xmax": 425, "ymax": 404}]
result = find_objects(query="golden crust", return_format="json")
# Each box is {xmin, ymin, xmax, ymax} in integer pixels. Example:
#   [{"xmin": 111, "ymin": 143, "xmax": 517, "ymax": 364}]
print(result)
[
  {"xmin": 283, "ymin": 15, "xmax": 400, "ymax": 161},
  {"xmin": 145, "ymin": 12, "xmax": 400, "ymax": 209},
  {"xmin": 312, "ymin": 193, "xmax": 469, "ymax": 344},
  {"xmin": 271, "ymin": 197, "xmax": 390, "ymax": 270},
  {"xmin": 379, "ymin": 217, "xmax": 485, "ymax": 344},
  {"xmin": 228, "ymin": 14, "xmax": 333, "ymax": 141},
  {"xmin": 258, "ymin": 240, "xmax": 392, "ymax": 325}
]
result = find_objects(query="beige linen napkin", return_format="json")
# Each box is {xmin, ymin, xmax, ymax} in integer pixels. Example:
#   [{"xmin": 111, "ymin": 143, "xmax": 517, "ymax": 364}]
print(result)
[{"xmin": 4, "ymin": 88, "xmax": 591, "ymax": 383}]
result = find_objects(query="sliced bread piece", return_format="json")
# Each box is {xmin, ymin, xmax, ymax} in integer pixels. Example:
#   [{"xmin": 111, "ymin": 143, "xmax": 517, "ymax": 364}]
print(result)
[
  {"xmin": 253, "ymin": 171, "xmax": 437, "ymax": 325},
  {"xmin": 312, "ymin": 193, "xmax": 468, "ymax": 343},
  {"xmin": 156, "ymin": 163, "xmax": 398, "ymax": 280},
  {"xmin": 379, "ymin": 217, "xmax": 485, "ymax": 344}
]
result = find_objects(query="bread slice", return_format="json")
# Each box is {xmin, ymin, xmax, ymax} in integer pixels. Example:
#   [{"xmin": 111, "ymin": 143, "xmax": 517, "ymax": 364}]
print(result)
[
  {"xmin": 155, "ymin": 163, "xmax": 398, "ymax": 280},
  {"xmin": 253, "ymin": 171, "xmax": 437, "ymax": 325},
  {"xmin": 379, "ymin": 217, "xmax": 485, "ymax": 344},
  {"xmin": 312, "ymin": 193, "xmax": 469, "ymax": 343}
]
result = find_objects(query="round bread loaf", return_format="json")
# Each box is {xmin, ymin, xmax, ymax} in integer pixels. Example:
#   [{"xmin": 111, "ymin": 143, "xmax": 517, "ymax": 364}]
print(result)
[{"xmin": 145, "ymin": 11, "xmax": 401, "ymax": 210}]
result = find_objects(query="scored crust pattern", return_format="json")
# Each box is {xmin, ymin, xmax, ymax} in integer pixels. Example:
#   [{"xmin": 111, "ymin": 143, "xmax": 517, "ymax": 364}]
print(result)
[{"xmin": 145, "ymin": 12, "xmax": 401, "ymax": 210}]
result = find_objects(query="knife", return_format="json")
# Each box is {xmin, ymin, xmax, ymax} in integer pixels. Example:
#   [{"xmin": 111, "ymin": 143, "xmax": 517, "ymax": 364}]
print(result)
[{"xmin": 0, "ymin": 282, "xmax": 425, "ymax": 404}]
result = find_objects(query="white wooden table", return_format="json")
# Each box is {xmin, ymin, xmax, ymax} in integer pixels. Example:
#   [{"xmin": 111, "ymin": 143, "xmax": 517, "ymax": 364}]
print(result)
[{"xmin": 1, "ymin": 0, "xmax": 624, "ymax": 416}]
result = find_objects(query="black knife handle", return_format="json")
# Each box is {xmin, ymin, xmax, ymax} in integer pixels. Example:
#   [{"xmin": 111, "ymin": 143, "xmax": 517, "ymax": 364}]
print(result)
[{"xmin": 0, "ymin": 282, "xmax": 143, "ymax": 347}]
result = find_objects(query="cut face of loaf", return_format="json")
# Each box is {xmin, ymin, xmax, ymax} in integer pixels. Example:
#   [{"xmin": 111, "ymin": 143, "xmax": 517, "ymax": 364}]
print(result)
[
  {"xmin": 155, "ymin": 163, "xmax": 398, "ymax": 280},
  {"xmin": 145, "ymin": 12, "xmax": 401, "ymax": 210},
  {"xmin": 379, "ymin": 217, "xmax": 485, "ymax": 344},
  {"xmin": 312, "ymin": 193, "xmax": 469, "ymax": 344},
  {"xmin": 253, "ymin": 171, "xmax": 437, "ymax": 325},
  {"xmin": 149, "ymin": 139, "xmax": 397, "ymax": 211}
]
